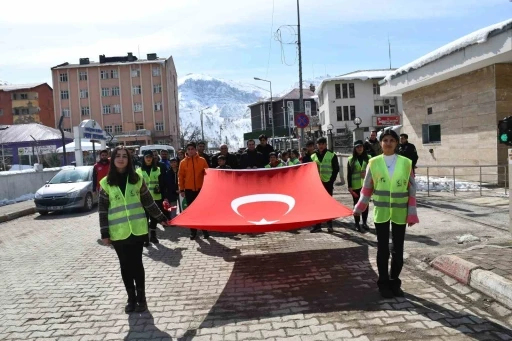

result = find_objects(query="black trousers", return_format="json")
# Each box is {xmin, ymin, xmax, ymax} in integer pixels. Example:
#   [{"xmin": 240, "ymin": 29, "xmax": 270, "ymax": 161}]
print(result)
[
  {"xmin": 185, "ymin": 189, "xmax": 207, "ymax": 235},
  {"xmin": 374, "ymin": 221, "xmax": 406, "ymax": 286},
  {"xmin": 315, "ymin": 181, "xmax": 333, "ymax": 228},
  {"xmin": 352, "ymin": 188, "xmax": 369, "ymax": 224},
  {"xmin": 112, "ymin": 235, "xmax": 145, "ymax": 295},
  {"xmin": 145, "ymin": 199, "xmax": 163, "ymax": 232}
]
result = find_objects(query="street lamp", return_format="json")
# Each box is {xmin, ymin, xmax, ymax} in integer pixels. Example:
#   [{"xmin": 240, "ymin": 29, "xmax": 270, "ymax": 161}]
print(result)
[
  {"xmin": 254, "ymin": 77, "xmax": 275, "ymax": 141},
  {"xmin": 200, "ymin": 106, "xmax": 210, "ymax": 143},
  {"xmin": 327, "ymin": 123, "xmax": 334, "ymax": 151},
  {"xmin": 353, "ymin": 116, "xmax": 364, "ymax": 142},
  {"xmin": 353, "ymin": 117, "xmax": 362, "ymax": 128}
]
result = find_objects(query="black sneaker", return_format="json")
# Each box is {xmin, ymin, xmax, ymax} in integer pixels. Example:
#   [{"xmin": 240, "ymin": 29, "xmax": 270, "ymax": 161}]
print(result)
[
  {"xmin": 143, "ymin": 240, "xmax": 150, "ymax": 247},
  {"xmin": 203, "ymin": 231, "xmax": 210, "ymax": 239},
  {"xmin": 190, "ymin": 234, "xmax": 197, "ymax": 240},
  {"xmin": 362, "ymin": 223, "xmax": 370, "ymax": 231},
  {"xmin": 125, "ymin": 301, "xmax": 136, "ymax": 313},
  {"xmin": 355, "ymin": 223, "xmax": 362, "ymax": 232},
  {"xmin": 327, "ymin": 226, "xmax": 334, "ymax": 233},
  {"xmin": 390, "ymin": 280, "xmax": 405, "ymax": 297},
  {"xmin": 149, "ymin": 235, "xmax": 159, "ymax": 244},
  {"xmin": 379, "ymin": 288, "xmax": 394, "ymax": 299},
  {"xmin": 135, "ymin": 300, "xmax": 147, "ymax": 313},
  {"xmin": 310, "ymin": 226, "xmax": 322, "ymax": 233}
]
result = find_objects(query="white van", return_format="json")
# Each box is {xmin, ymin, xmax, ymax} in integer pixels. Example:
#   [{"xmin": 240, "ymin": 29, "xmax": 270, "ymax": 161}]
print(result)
[{"xmin": 138, "ymin": 145, "xmax": 176, "ymax": 158}]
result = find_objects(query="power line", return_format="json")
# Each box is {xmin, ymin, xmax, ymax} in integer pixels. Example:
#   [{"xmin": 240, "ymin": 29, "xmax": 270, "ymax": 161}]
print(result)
[{"xmin": 265, "ymin": 0, "xmax": 275, "ymax": 78}]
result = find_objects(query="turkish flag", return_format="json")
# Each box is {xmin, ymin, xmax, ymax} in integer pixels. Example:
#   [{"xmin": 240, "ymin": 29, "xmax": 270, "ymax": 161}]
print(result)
[{"xmin": 170, "ymin": 162, "xmax": 353, "ymax": 233}]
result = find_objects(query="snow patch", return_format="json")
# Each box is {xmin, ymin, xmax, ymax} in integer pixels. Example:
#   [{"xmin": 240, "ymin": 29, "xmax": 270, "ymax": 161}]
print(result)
[
  {"xmin": 384, "ymin": 18, "xmax": 512, "ymax": 82},
  {"xmin": 0, "ymin": 193, "xmax": 34, "ymax": 207},
  {"xmin": 416, "ymin": 175, "xmax": 482, "ymax": 192},
  {"xmin": 457, "ymin": 234, "xmax": 481, "ymax": 244}
]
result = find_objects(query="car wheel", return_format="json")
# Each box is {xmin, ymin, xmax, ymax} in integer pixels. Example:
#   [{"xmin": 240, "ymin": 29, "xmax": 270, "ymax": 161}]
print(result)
[
  {"xmin": 83, "ymin": 193, "xmax": 94, "ymax": 212},
  {"xmin": 37, "ymin": 210, "xmax": 48, "ymax": 216}
]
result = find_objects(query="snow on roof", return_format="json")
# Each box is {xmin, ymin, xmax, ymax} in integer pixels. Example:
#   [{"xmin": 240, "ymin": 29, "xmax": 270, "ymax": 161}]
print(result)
[
  {"xmin": 315, "ymin": 69, "xmax": 396, "ymax": 94},
  {"xmin": 0, "ymin": 83, "xmax": 48, "ymax": 92},
  {"xmin": 247, "ymin": 88, "xmax": 315, "ymax": 107},
  {"xmin": 52, "ymin": 58, "xmax": 166, "ymax": 69},
  {"xmin": 0, "ymin": 124, "xmax": 73, "ymax": 144},
  {"xmin": 383, "ymin": 18, "xmax": 512, "ymax": 82}
]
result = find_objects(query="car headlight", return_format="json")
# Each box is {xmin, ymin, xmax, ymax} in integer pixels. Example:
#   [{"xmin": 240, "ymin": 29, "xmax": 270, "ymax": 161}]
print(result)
[
  {"xmin": 65, "ymin": 190, "xmax": 80, "ymax": 198},
  {"xmin": 34, "ymin": 192, "xmax": 43, "ymax": 199}
]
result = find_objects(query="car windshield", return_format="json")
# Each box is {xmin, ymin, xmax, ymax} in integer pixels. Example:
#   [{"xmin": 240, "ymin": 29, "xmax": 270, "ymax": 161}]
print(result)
[{"xmin": 49, "ymin": 169, "xmax": 90, "ymax": 184}]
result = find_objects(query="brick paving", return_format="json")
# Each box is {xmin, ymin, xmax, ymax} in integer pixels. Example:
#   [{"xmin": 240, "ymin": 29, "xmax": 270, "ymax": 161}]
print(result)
[
  {"xmin": 450, "ymin": 245, "xmax": 512, "ymax": 281},
  {"xmin": 1, "ymin": 209, "xmax": 512, "ymax": 340}
]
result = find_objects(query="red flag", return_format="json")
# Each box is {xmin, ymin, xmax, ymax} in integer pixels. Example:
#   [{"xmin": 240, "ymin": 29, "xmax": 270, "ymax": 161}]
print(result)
[{"xmin": 170, "ymin": 162, "xmax": 353, "ymax": 232}]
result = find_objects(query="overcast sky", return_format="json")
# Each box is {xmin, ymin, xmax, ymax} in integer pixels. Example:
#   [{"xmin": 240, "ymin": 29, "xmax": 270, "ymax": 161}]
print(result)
[{"xmin": 0, "ymin": 0, "xmax": 510, "ymax": 92}]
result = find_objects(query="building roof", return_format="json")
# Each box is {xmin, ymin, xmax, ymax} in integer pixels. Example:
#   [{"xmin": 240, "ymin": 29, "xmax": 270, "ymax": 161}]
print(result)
[
  {"xmin": 0, "ymin": 124, "xmax": 73, "ymax": 144},
  {"xmin": 315, "ymin": 69, "xmax": 396, "ymax": 95},
  {"xmin": 0, "ymin": 83, "xmax": 49, "ymax": 92},
  {"xmin": 248, "ymin": 88, "xmax": 315, "ymax": 107},
  {"xmin": 383, "ymin": 18, "xmax": 512, "ymax": 83},
  {"xmin": 52, "ymin": 58, "xmax": 166, "ymax": 70}
]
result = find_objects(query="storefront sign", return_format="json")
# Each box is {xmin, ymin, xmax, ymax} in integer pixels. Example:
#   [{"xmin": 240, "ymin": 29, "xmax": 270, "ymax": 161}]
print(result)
[
  {"xmin": 78, "ymin": 120, "xmax": 106, "ymax": 140},
  {"xmin": 18, "ymin": 145, "xmax": 56, "ymax": 155},
  {"xmin": 375, "ymin": 115, "xmax": 401, "ymax": 126}
]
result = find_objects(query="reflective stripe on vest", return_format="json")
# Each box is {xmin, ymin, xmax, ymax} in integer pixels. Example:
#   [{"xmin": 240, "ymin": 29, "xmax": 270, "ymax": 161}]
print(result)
[
  {"xmin": 348, "ymin": 156, "xmax": 367, "ymax": 190},
  {"xmin": 136, "ymin": 167, "xmax": 162, "ymax": 200},
  {"xmin": 369, "ymin": 155, "xmax": 412, "ymax": 224},
  {"xmin": 100, "ymin": 176, "xmax": 148, "ymax": 241},
  {"xmin": 311, "ymin": 151, "xmax": 334, "ymax": 182}
]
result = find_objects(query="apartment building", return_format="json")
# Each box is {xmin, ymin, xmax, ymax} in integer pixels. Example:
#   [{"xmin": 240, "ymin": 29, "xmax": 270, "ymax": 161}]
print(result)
[
  {"xmin": 315, "ymin": 69, "xmax": 402, "ymax": 140},
  {"xmin": 0, "ymin": 83, "xmax": 54, "ymax": 127},
  {"xmin": 51, "ymin": 52, "xmax": 179, "ymax": 148}
]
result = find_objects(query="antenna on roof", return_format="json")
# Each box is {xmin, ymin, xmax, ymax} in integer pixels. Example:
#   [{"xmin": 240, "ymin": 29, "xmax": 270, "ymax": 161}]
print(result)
[{"xmin": 388, "ymin": 35, "xmax": 392, "ymax": 69}]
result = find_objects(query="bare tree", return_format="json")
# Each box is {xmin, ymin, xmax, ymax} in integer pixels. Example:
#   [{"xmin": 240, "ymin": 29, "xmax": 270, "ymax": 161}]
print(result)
[{"xmin": 179, "ymin": 118, "xmax": 201, "ymax": 148}]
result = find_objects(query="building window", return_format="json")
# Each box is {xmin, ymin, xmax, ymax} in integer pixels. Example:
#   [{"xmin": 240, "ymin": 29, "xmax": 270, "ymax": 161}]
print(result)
[
  {"xmin": 305, "ymin": 101, "xmax": 311, "ymax": 116},
  {"xmin": 287, "ymin": 101, "xmax": 294, "ymax": 127},
  {"xmin": 336, "ymin": 128, "xmax": 346, "ymax": 134},
  {"xmin": 135, "ymin": 123, "xmax": 144, "ymax": 130},
  {"xmin": 374, "ymin": 106, "xmax": 394, "ymax": 115},
  {"xmin": 154, "ymin": 102, "xmax": 162, "ymax": 111},
  {"xmin": 63, "ymin": 128, "xmax": 71, "ymax": 133},
  {"xmin": 0, "ymin": 109, "xmax": 3, "ymax": 116},
  {"xmin": 335, "ymin": 84, "xmax": 341, "ymax": 99},
  {"xmin": 342, "ymin": 84, "xmax": 348, "ymax": 99},
  {"xmin": 336, "ymin": 106, "xmax": 342, "ymax": 121},
  {"xmin": 112, "ymin": 87, "xmax": 120, "ymax": 96},
  {"xmin": 79, "ymin": 71, "xmax": 87, "ymax": 81},
  {"xmin": 20, "ymin": 93, "xmax": 28, "ymax": 100},
  {"xmin": 60, "ymin": 91, "xmax": 69, "ymax": 100},
  {"xmin": 112, "ymin": 104, "xmax": 121, "ymax": 113},
  {"xmin": 155, "ymin": 122, "xmax": 164, "ymax": 131},
  {"xmin": 373, "ymin": 84, "xmax": 380, "ymax": 95},
  {"xmin": 102, "ymin": 105, "xmax": 111, "ymax": 114},
  {"xmin": 343, "ymin": 106, "xmax": 349, "ymax": 121},
  {"xmin": 133, "ymin": 103, "xmax": 142, "ymax": 112},
  {"xmin": 81, "ymin": 106, "xmax": 90, "ymax": 116},
  {"xmin": 422, "ymin": 124, "xmax": 441, "ymax": 144},
  {"xmin": 114, "ymin": 125, "xmax": 123, "ymax": 133},
  {"xmin": 349, "ymin": 83, "xmax": 355, "ymax": 98},
  {"xmin": 260, "ymin": 105, "xmax": 266, "ymax": 130},
  {"xmin": 104, "ymin": 126, "xmax": 113, "ymax": 133},
  {"xmin": 110, "ymin": 69, "xmax": 118, "ymax": 79},
  {"xmin": 80, "ymin": 89, "xmax": 88, "ymax": 99},
  {"xmin": 152, "ymin": 67, "xmax": 161, "ymax": 77},
  {"xmin": 100, "ymin": 70, "xmax": 109, "ymax": 80},
  {"xmin": 131, "ymin": 68, "xmax": 140, "ymax": 77},
  {"xmin": 350, "ymin": 106, "xmax": 356, "ymax": 120},
  {"xmin": 59, "ymin": 73, "xmax": 68, "ymax": 82},
  {"xmin": 11, "ymin": 93, "xmax": 17, "ymax": 100},
  {"xmin": 101, "ymin": 88, "xmax": 110, "ymax": 97},
  {"xmin": 132, "ymin": 85, "xmax": 142, "ymax": 95},
  {"xmin": 390, "ymin": 106, "xmax": 395, "ymax": 114},
  {"xmin": 21, "ymin": 108, "xmax": 29, "ymax": 115},
  {"xmin": 62, "ymin": 109, "xmax": 70, "ymax": 117},
  {"xmin": 153, "ymin": 84, "xmax": 162, "ymax": 93}
]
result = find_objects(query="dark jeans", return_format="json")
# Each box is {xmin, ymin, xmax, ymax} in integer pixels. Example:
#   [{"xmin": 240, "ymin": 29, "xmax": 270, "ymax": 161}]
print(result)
[
  {"xmin": 374, "ymin": 221, "xmax": 406, "ymax": 286},
  {"xmin": 185, "ymin": 189, "xmax": 207, "ymax": 236},
  {"xmin": 112, "ymin": 235, "xmax": 145, "ymax": 295},
  {"xmin": 145, "ymin": 199, "xmax": 163, "ymax": 232},
  {"xmin": 315, "ymin": 181, "xmax": 334, "ymax": 228},
  {"xmin": 352, "ymin": 188, "xmax": 369, "ymax": 224}
]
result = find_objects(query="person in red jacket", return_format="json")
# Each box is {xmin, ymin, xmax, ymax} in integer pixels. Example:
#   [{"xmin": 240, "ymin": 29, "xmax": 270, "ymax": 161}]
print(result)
[{"xmin": 93, "ymin": 150, "xmax": 110, "ymax": 192}]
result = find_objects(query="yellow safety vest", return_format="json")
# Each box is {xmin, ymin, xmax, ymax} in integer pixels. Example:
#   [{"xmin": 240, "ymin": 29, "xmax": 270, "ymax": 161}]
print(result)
[
  {"xmin": 265, "ymin": 162, "xmax": 284, "ymax": 168},
  {"xmin": 348, "ymin": 156, "xmax": 368, "ymax": 190},
  {"xmin": 289, "ymin": 159, "xmax": 301, "ymax": 165},
  {"xmin": 311, "ymin": 151, "xmax": 334, "ymax": 182},
  {"xmin": 136, "ymin": 167, "xmax": 162, "ymax": 200},
  {"xmin": 369, "ymin": 155, "xmax": 412, "ymax": 224},
  {"xmin": 99, "ymin": 176, "xmax": 148, "ymax": 241}
]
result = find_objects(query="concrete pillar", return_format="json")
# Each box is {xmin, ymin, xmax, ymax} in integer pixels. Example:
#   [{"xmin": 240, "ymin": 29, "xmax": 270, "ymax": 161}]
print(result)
[
  {"xmin": 353, "ymin": 127, "xmax": 364, "ymax": 143},
  {"xmin": 509, "ymin": 149, "xmax": 512, "ymax": 235}
]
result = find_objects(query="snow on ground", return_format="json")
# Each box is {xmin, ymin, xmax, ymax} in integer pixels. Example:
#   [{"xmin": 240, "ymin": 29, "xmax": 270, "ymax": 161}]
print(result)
[
  {"xmin": 0, "ymin": 167, "xmax": 62, "ymax": 176},
  {"xmin": 416, "ymin": 175, "xmax": 482, "ymax": 192},
  {"xmin": 0, "ymin": 193, "xmax": 34, "ymax": 207}
]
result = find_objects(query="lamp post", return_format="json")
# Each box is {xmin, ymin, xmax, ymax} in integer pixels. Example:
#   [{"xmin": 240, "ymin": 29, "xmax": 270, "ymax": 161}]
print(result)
[
  {"xmin": 353, "ymin": 116, "xmax": 364, "ymax": 142},
  {"xmin": 0, "ymin": 126, "xmax": 9, "ymax": 171},
  {"xmin": 254, "ymin": 77, "xmax": 274, "ymax": 140},
  {"xmin": 327, "ymin": 124, "xmax": 334, "ymax": 151},
  {"xmin": 200, "ymin": 106, "xmax": 210, "ymax": 143}
]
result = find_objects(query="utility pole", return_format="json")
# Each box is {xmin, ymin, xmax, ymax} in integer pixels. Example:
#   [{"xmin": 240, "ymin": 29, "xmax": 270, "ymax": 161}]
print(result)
[
  {"xmin": 297, "ymin": 0, "xmax": 305, "ymax": 147},
  {"xmin": 200, "ymin": 106, "xmax": 210, "ymax": 143}
]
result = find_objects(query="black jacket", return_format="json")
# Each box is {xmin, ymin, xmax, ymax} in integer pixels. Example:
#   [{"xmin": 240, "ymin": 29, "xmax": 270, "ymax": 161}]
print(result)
[
  {"xmin": 256, "ymin": 144, "xmax": 275, "ymax": 164},
  {"xmin": 199, "ymin": 152, "xmax": 211, "ymax": 167},
  {"xmin": 163, "ymin": 168, "xmax": 179, "ymax": 202},
  {"xmin": 398, "ymin": 142, "xmax": 419, "ymax": 168},
  {"xmin": 239, "ymin": 150, "xmax": 265, "ymax": 169},
  {"xmin": 313, "ymin": 150, "xmax": 340, "ymax": 184},
  {"xmin": 211, "ymin": 152, "xmax": 238, "ymax": 169}
]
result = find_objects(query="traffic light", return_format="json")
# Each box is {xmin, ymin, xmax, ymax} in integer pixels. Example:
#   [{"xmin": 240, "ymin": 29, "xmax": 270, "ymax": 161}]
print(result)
[{"xmin": 498, "ymin": 116, "xmax": 512, "ymax": 145}]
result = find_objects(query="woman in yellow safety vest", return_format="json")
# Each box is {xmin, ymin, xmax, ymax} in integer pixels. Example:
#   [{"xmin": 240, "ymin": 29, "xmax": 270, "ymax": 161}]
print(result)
[
  {"xmin": 353, "ymin": 130, "xmax": 419, "ymax": 299},
  {"xmin": 99, "ymin": 146, "xmax": 169, "ymax": 313},
  {"xmin": 347, "ymin": 140, "xmax": 370, "ymax": 232}
]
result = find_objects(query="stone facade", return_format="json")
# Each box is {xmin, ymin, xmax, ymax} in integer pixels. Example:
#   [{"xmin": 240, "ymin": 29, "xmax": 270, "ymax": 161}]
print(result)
[{"xmin": 401, "ymin": 63, "xmax": 512, "ymax": 183}]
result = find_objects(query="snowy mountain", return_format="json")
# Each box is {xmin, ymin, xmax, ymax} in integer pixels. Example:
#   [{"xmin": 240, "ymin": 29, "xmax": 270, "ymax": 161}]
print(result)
[{"xmin": 178, "ymin": 74, "xmax": 267, "ymax": 150}]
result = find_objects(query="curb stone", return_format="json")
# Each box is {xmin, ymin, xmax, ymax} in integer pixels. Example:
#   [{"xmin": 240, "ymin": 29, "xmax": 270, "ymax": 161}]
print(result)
[
  {"xmin": 431, "ymin": 254, "xmax": 481, "ymax": 285},
  {"xmin": 0, "ymin": 207, "xmax": 36, "ymax": 223}
]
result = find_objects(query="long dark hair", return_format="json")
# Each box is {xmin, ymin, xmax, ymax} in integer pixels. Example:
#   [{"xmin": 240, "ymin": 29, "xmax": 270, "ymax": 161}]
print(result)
[
  {"xmin": 349, "ymin": 145, "xmax": 370, "ymax": 170},
  {"xmin": 106, "ymin": 146, "xmax": 140, "ymax": 186}
]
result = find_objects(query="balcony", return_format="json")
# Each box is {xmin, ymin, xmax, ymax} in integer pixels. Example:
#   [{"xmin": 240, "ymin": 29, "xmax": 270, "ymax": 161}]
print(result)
[
  {"xmin": 12, "ymin": 99, "xmax": 39, "ymax": 109},
  {"xmin": 114, "ymin": 129, "xmax": 152, "ymax": 138}
]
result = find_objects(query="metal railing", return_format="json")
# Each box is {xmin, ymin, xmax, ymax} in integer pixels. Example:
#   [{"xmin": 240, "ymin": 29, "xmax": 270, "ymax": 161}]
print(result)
[{"xmin": 415, "ymin": 164, "xmax": 508, "ymax": 197}]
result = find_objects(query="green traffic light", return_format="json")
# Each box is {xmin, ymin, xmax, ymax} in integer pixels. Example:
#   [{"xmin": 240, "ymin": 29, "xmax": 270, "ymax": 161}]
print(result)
[{"xmin": 501, "ymin": 134, "xmax": 509, "ymax": 142}]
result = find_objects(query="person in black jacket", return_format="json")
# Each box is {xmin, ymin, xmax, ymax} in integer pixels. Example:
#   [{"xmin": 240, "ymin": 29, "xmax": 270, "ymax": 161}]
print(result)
[
  {"xmin": 301, "ymin": 140, "xmax": 316, "ymax": 163},
  {"xmin": 240, "ymin": 139, "xmax": 265, "ymax": 169},
  {"xmin": 163, "ymin": 158, "xmax": 179, "ymax": 220},
  {"xmin": 211, "ymin": 144, "xmax": 238, "ymax": 169},
  {"xmin": 256, "ymin": 134, "xmax": 275, "ymax": 164},
  {"xmin": 398, "ymin": 134, "xmax": 419, "ymax": 169},
  {"xmin": 197, "ymin": 141, "xmax": 211, "ymax": 166}
]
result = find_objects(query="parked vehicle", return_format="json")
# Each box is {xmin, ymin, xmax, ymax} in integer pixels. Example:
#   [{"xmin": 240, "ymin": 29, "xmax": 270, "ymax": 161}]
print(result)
[
  {"xmin": 138, "ymin": 145, "xmax": 176, "ymax": 159},
  {"xmin": 34, "ymin": 166, "xmax": 98, "ymax": 215}
]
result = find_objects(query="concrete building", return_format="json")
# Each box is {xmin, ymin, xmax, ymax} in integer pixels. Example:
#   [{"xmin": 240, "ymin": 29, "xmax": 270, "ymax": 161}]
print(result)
[
  {"xmin": 51, "ymin": 52, "xmax": 179, "ymax": 148},
  {"xmin": 379, "ymin": 19, "xmax": 512, "ymax": 181},
  {"xmin": 0, "ymin": 83, "xmax": 54, "ymax": 127},
  {"xmin": 315, "ymin": 70, "xmax": 403, "ymax": 141}
]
